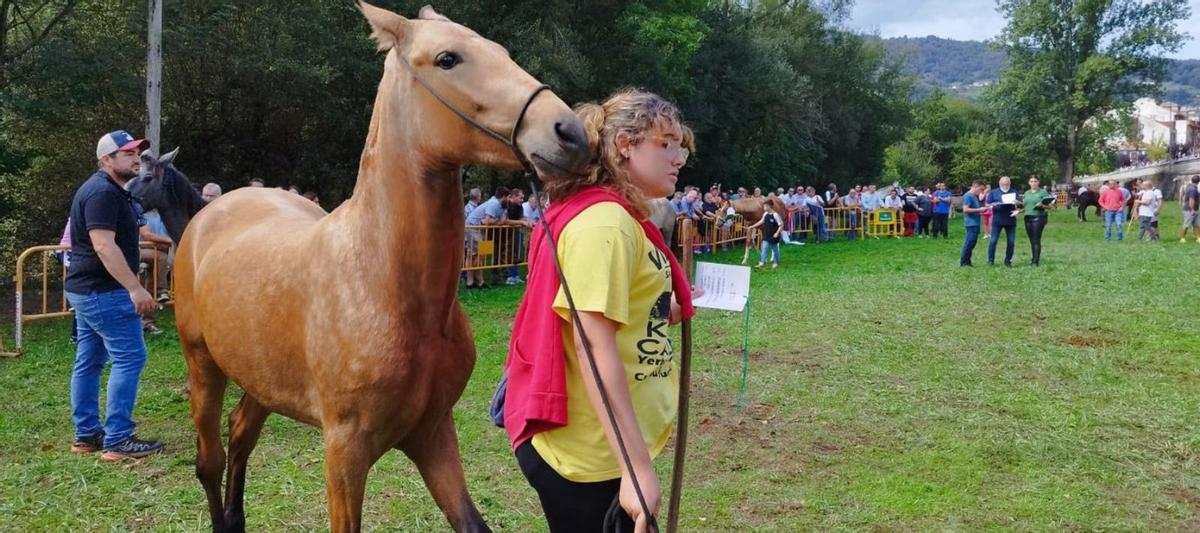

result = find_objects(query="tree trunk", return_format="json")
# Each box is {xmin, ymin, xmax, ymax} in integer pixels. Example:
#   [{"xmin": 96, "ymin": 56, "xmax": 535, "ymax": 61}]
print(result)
[{"xmin": 1059, "ymin": 125, "xmax": 1078, "ymax": 185}]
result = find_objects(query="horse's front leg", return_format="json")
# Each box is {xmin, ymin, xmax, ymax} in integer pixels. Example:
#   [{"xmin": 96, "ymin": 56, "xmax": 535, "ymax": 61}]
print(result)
[
  {"xmin": 322, "ymin": 425, "xmax": 389, "ymax": 533},
  {"xmin": 401, "ymin": 414, "xmax": 490, "ymax": 533}
]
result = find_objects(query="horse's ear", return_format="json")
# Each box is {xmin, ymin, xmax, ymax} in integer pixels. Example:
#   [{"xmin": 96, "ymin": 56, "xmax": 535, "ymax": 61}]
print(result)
[
  {"xmin": 418, "ymin": 5, "xmax": 451, "ymax": 22},
  {"xmin": 357, "ymin": 0, "xmax": 409, "ymax": 51},
  {"xmin": 160, "ymin": 147, "xmax": 180, "ymax": 166}
]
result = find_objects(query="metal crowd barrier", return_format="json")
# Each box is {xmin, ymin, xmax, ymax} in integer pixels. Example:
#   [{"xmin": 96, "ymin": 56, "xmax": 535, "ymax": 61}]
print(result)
[
  {"xmin": 673, "ymin": 213, "xmax": 759, "ymax": 255},
  {"xmin": 788, "ymin": 207, "xmax": 865, "ymax": 240},
  {"xmin": 864, "ymin": 208, "xmax": 904, "ymax": 238},
  {"xmin": 462, "ymin": 224, "xmax": 532, "ymax": 273},
  {"xmin": 6, "ymin": 242, "xmax": 168, "ymax": 357}
]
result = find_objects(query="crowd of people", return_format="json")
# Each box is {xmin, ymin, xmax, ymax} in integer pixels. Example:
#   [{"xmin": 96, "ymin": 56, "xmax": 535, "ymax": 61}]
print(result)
[
  {"xmin": 463, "ymin": 186, "xmax": 542, "ymax": 288},
  {"xmin": 1074, "ymin": 176, "xmax": 1200, "ymax": 242},
  {"xmin": 666, "ymin": 181, "xmax": 958, "ymax": 244}
]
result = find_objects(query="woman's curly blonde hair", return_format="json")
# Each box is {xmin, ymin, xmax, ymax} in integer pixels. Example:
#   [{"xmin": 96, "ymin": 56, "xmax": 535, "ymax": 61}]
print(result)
[{"xmin": 544, "ymin": 88, "xmax": 690, "ymax": 219}]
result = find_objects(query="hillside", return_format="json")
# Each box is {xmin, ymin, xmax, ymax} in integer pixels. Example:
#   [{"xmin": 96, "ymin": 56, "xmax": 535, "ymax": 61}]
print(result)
[{"xmin": 880, "ymin": 36, "xmax": 1200, "ymax": 105}]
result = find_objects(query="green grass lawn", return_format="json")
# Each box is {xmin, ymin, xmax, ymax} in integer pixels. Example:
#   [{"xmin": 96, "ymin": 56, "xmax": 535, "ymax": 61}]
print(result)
[{"xmin": 2, "ymin": 204, "xmax": 1199, "ymax": 531}]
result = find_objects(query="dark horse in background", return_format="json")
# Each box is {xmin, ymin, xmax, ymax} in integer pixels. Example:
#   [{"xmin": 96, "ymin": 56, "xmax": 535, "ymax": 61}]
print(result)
[
  {"xmin": 126, "ymin": 147, "xmax": 208, "ymax": 244},
  {"xmin": 1075, "ymin": 186, "xmax": 1101, "ymax": 222}
]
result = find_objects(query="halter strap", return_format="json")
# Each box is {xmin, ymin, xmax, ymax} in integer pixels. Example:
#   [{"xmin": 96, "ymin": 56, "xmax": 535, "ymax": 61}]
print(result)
[{"xmin": 394, "ymin": 52, "xmax": 549, "ymax": 172}]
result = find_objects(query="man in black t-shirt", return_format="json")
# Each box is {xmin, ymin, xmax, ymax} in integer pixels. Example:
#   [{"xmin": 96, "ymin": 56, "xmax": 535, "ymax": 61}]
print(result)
[
  {"xmin": 64, "ymin": 130, "xmax": 163, "ymax": 461},
  {"xmin": 902, "ymin": 186, "xmax": 919, "ymax": 236},
  {"xmin": 501, "ymin": 188, "xmax": 531, "ymax": 285}
]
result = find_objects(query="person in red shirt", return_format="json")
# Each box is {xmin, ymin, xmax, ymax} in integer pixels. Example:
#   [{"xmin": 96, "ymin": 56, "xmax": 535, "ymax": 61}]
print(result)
[{"xmin": 1099, "ymin": 179, "xmax": 1127, "ymax": 241}]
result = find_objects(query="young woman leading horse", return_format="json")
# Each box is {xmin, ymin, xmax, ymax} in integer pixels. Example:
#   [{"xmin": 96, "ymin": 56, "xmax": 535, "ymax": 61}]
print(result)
[
  {"xmin": 172, "ymin": 3, "xmax": 589, "ymax": 532},
  {"xmin": 503, "ymin": 90, "xmax": 695, "ymax": 532}
]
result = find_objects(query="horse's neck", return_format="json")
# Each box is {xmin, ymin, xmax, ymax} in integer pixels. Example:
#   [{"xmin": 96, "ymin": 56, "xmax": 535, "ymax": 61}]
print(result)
[
  {"xmin": 336, "ymin": 87, "xmax": 464, "ymax": 292},
  {"xmin": 162, "ymin": 169, "xmax": 205, "ymax": 244}
]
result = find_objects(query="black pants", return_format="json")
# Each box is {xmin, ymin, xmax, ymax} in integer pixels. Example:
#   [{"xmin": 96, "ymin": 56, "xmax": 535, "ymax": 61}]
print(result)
[
  {"xmin": 917, "ymin": 215, "xmax": 931, "ymax": 236},
  {"xmin": 516, "ymin": 440, "xmax": 635, "ymax": 533},
  {"xmin": 1024, "ymin": 216, "xmax": 1047, "ymax": 265},
  {"xmin": 932, "ymin": 213, "xmax": 949, "ymax": 238}
]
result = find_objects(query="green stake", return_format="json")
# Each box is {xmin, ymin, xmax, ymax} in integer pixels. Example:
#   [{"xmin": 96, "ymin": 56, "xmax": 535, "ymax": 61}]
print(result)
[{"xmin": 737, "ymin": 293, "xmax": 750, "ymax": 410}]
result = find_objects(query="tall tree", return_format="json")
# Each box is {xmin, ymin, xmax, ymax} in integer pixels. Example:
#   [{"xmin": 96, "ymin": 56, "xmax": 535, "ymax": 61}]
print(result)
[
  {"xmin": 989, "ymin": 0, "xmax": 1189, "ymax": 183},
  {"xmin": 0, "ymin": 0, "xmax": 81, "ymax": 85}
]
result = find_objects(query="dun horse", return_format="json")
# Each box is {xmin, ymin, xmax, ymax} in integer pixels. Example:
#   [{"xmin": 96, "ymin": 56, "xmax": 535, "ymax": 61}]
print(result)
[{"xmin": 173, "ymin": 3, "xmax": 589, "ymax": 531}]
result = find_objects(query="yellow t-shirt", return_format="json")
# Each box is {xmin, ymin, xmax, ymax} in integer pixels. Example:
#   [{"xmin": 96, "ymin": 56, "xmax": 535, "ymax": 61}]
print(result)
[{"xmin": 530, "ymin": 202, "xmax": 678, "ymax": 483}]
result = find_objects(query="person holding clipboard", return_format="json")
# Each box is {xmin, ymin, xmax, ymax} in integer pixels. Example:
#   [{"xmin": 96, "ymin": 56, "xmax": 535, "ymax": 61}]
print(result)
[
  {"xmin": 1021, "ymin": 176, "xmax": 1053, "ymax": 266},
  {"xmin": 985, "ymin": 176, "xmax": 1021, "ymax": 267}
]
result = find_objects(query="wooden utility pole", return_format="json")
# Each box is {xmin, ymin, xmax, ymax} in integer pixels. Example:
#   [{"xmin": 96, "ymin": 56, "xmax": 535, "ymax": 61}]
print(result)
[{"xmin": 146, "ymin": 0, "xmax": 162, "ymax": 156}]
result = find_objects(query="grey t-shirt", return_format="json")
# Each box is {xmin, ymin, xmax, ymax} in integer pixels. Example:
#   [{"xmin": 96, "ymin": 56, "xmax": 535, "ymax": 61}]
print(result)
[{"xmin": 1184, "ymin": 183, "xmax": 1199, "ymax": 212}]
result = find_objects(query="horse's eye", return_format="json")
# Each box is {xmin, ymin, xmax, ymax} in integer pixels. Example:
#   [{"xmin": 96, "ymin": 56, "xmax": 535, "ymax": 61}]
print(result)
[{"xmin": 435, "ymin": 52, "xmax": 461, "ymax": 70}]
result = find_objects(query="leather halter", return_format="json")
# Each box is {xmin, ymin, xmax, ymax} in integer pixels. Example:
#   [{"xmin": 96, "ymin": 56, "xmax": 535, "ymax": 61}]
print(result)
[{"xmin": 394, "ymin": 52, "xmax": 548, "ymax": 173}]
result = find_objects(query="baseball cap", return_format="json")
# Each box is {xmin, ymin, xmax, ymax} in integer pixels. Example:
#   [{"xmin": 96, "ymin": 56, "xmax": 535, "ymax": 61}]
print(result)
[{"xmin": 96, "ymin": 130, "xmax": 150, "ymax": 160}]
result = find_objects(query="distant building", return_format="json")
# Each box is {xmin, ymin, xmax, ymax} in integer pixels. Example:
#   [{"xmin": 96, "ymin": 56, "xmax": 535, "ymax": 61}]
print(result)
[{"xmin": 1133, "ymin": 97, "xmax": 1199, "ymax": 155}]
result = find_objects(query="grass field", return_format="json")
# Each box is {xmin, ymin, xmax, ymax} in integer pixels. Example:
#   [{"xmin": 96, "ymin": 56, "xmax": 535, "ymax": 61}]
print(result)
[{"xmin": 2, "ymin": 204, "xmax": 1199, "ymax": 531}]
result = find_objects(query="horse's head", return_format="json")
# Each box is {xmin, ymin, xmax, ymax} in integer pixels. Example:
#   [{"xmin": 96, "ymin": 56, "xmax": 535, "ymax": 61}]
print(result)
[
  {"xmin": 128, "ymin": 147, "xmax": 184, "ymax": 211},
  {"xmin": 127, "ymin": 147, "xmax": 204, "ymax": 244},
  {"xmin": 358, "ymin": 2, "xmax": 590, "ymax": 180}
]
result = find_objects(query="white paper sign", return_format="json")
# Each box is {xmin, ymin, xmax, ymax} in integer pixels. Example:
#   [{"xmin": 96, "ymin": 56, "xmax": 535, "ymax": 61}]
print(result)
[
  {"xmin": 1002, "ymin": 192, "xmax": 1018, "ymax": 205},
  {"xmin": 692, "ymin": 262, "xmax": 751, "ymax": 312}
]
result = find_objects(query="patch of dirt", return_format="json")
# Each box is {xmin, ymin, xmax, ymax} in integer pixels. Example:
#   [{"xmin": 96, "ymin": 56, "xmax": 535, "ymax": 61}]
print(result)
[
  {"xmin": 749, "ymin": 346, "xmax": 832, "ymax": 372},
  {"xmin": 681, "ymin": 372, "xmax": 872, "ymax": 489},
  {"xmin": 1062, "ymin": 335, "xmax": 1118, "ymax": 348},
  {"xmin": 1166, "ymin": 487, "xmax": 1200, "ymax": 530}
]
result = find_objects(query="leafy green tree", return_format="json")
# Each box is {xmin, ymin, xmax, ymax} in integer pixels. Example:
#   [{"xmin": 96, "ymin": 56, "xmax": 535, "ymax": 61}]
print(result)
[
  {"xmin": 989, "ymin": 0, "xmax": 1190, "ymax": 183},
  {"xmin": 882, "ymin": 140, "xmax": 940, "ymax": 185}
]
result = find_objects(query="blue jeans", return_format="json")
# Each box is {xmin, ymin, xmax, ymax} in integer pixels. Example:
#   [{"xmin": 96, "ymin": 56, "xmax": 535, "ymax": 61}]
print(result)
[
  {"xmin": 505, "ymin": 231, "xmax": 526, "ymax": 279},
  {"xmin": 760, "ymin": 241, "xmax": 780, "ymax": 264},
  {"xmin": 987, "ymin": 223, "xmax": 1016, "ymax": 265},
  {"xmin": 811, "ymin": 206, "xmax": 828, "ymax": 241},
  {"xmin": 66, "ymin": 290, "xmax": 148, "ymax": 448},
  {"xmin": 960, "ymin": 225, "xmax": 980, "ymax": 265},
  {"xmin": 847, "ymin": 212, "xmax": 860, "ymax": 240},
  {"xmin": 1104, "ymin": 210, "xmax": 1125, "ymax": 241}
]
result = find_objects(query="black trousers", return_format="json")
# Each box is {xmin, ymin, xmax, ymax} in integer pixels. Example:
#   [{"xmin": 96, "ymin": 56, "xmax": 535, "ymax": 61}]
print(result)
[
  {"xmin": 516, "ymin": 440, "xmax": 635, "ymax": 533},
  {"xmin": 1025, "ymin": 216, "xmax": 1047, "ymax": 265},
  {"xmin": 932, "ymin": 213, "xmax": 949, "ymax": 238},
  {"xmin": 917, "ymin": 215, "xmax": 932, "ymax": 236}
]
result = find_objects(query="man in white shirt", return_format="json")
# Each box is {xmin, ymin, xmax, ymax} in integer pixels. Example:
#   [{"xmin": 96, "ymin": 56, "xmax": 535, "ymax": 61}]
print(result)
[
  {"xmin": 464, "ymin": 188, "xmax": 481, "ymax": 220},
  {"xmin": 860, "ymin": 184, "xmax": 881, "ymax": 214},
  {"xmin": 882, "ymin": 188, "xmax": 903, "ymax": 210},
  {"xmin": 1135, "ymin": 180, "xmax": 1163, "ymax": 241},
  {"xmin": 522, "ymin": 192, "xmax": 543, "ymax": 223}
]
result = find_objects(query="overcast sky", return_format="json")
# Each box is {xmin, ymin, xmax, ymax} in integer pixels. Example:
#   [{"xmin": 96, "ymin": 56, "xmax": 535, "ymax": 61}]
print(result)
[{"xmin": 845, "ymin": 0, "xmax": 1200, "ymax": 60}]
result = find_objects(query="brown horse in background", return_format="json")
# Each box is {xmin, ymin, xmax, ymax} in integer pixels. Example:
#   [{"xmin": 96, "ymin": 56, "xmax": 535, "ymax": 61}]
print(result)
[
  {"xmin": 172, "ymin": 3, "xmax": 589, "ymax": 531},
  {"xmin": 731, "ymin": 197, "xmax": 787, "ymax": 264}
]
